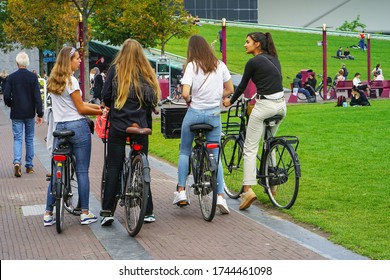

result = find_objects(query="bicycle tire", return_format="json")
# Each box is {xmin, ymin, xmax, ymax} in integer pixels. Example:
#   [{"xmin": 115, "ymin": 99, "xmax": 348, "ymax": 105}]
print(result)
[
  {"xmin": 221, "ymin": 135, "xmax": 244, "ymax": 199},
  {"xmin": 263, "ymin": 139, "xmax": 300, "ymax": 209},
  {"xmin": 297, "ymin": 91, "xmax": 308, "ymax": 101},
  {"xmin": 318, "ymin": 84, "xmax": 334, "ymax": 100},
  {"xmin": 65, "ymin": 156, "xmax": 78, "ymax": 214},
  {"xmin": 124, "ymin": 154, "xmax": 150, "ymax": 237},
  {"xmin": 55, "ymin": 164, "xmax": 65, "ymax": 233},
  {"xmin": 197, "ymin": 148, "xmax": 217, "ymax": 222}
]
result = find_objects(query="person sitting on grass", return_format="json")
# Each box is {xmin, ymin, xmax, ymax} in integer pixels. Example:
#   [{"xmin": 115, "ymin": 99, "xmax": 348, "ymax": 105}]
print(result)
[{"xmin": 350, "ymin": 86, "xmax": 370, "ymax": 106}]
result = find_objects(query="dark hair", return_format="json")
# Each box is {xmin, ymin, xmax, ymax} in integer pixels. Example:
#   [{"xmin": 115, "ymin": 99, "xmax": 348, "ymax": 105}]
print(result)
[
  {"xmin": 247, "ymin": 32, "xmax": 278, "ymax": 57},
  {"xmin": 354, "ymin": 72, "xmax": 360, "ymax": 77},
  {"xmin": 186, "ymin": 35, "xmax": 218, "ymax": 74}
]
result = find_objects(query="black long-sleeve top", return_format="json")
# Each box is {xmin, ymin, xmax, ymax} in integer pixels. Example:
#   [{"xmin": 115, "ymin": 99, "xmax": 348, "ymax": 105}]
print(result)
[
  {"xmin": 230, "ymin": 53, "xmax": 283, "ymax": 104},
  {"xmin": 102, "ymin": 65, "xmax": 157, "ymax": 133}
]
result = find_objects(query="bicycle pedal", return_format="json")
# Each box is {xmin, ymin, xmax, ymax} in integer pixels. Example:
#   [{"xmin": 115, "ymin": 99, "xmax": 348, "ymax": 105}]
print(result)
[
  {"xmin": 177, "ymin": 201, "xmax": 189, "ymax": 207},
  {"xmin": 100, "ymin": 210, "xmax": 112, "ymax": 217}
]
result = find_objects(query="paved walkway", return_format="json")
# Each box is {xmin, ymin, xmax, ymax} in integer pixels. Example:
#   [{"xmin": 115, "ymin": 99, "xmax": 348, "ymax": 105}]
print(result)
[{"xmin": 0, "ymin": 101, "xmax": 368, "ymax": 260}]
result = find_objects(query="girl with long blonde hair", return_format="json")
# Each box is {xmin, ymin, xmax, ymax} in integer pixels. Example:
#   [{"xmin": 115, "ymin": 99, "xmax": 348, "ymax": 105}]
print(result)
[
  {"xmin": 44, "ymin": 46, "xmax": 103, "ymax": 227},
  {"xmin": 100, "ymin": 39, "xmax": 160, "ymax": 225}
]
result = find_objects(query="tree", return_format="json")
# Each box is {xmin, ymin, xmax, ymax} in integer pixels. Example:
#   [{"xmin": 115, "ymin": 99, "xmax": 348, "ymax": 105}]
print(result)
[
  {"xmin": 337, "ymin": 15, "xmax": 366, "ymax": 32},
  {"xmin": 4, "ymin": 0, "xmax": 77, "ymax": 52},
  {"xmin": 93, "ymin": 0, "xmax": 196, "ymax": 55},
  {"xmin": 4, "ymin": 0, "xmax": 78, "ymax": 74},
  {"xmin": 0, "ymin": 1, "xmax": 16, "ymax": 52}
]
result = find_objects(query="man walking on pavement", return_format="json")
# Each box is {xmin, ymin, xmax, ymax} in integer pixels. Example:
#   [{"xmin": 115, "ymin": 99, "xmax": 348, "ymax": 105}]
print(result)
[{"xmin": 4, "ymin": 51, "xmax": 43, "ymax": 177}]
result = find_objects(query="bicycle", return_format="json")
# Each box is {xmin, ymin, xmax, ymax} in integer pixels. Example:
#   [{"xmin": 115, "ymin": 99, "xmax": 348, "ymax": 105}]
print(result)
[
  {"xmin": 221, "ymin": 97, "xmax": 301, "ymax": 209},
  {"xmin": 316, "ymin": 74, "xmax": 336, "ymax": 100},
  {"xmin": 295, "ymin": 74, "xmax": 334, "ymax": 101},
  {"xmin": 159, "ymin": 74, "xmax": 186, "ymax": 106},
  {"xmin": 100, "ymin": 125, "xmax": 151, "ymax": 237},
  {"xmin": 177, "ymin": 123, "xmax": 219, "ymax": 221},
  {"xmin": 50, "ymin": 129, "xmax": 81, "ymax": 233}
]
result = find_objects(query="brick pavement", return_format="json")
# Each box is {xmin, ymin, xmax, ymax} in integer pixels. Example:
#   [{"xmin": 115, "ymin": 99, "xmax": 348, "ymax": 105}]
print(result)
[{"xmin": 0, "ymin": 102, "xmax": 367, "ymax": 260}]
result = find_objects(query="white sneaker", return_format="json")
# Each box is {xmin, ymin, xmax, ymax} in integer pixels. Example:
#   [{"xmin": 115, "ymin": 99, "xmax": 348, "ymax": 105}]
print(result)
[
  {"xmin": 217, "ymin": 196, "xmax": 230, "ymax": 214},
  {"xmin": 43, "ymin": 214, "xmax": 55, "ymax": 227},
  {"xmin": 80, "ymin": 212, "xmax": 97, "ymax": 225},
  {"xmin": 172, "ymin": 190, "xmax": 187, "ymax": 205}
]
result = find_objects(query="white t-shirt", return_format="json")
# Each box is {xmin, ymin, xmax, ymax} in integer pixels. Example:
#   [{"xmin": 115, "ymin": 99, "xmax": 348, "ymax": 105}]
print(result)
[
  {"xmin": 181, "ymin": 61, "xmax": 231, "ymax": 110},
  {"xmin": 50, "ymin": 76, "xmax": 84, "ymax": 122}
]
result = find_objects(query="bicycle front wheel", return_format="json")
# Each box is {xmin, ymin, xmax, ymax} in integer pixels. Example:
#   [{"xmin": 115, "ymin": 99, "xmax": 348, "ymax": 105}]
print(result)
[
  {"xmin": 263, "ymin": 139, "xmax": 300, "ymax": 209},
  {"xmin": 55, "ymin": 165, "xmax": 65, "ymax": 233},
  {"xmin": 221, "ymin": 135, "xmax": 243, "ymax": 199},
  {"xmin": 124, "ymin": 154, "xmax": 150, "ymax": 237},
  {"xmin": 197, "ymin": 149, "xmax": 217, "ymax": 222}
]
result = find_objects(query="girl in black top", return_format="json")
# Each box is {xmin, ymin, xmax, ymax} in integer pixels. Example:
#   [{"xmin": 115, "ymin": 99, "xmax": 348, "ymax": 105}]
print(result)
[
  {"xmin": 100, "ymin": 39, "xmax": 160, "ymax": 225},
  {"xmin": 223, "ymin": 32, "xmax": 286, "ymax": 210}
]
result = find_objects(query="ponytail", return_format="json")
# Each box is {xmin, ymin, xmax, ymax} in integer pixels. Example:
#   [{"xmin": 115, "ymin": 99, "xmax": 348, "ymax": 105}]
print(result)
[{"xmin": 247, "ymin": 32, "xmax": 278, "ymax": 57}]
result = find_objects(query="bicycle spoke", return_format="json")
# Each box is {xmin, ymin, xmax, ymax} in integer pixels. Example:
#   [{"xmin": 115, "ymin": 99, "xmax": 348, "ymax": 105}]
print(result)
[
  {"xmin": 222, "ymin": 135, "xmax": 243, "ymax": 199},
  {"xmin": 198, "ymin": 151, "xmax": 217, "ymax": 222},
  {"xmin": 264, "ymin": 140, "xmax": 300, "ymax": 209},
  {"xmin": 124, "ymin": 154, "xmax": 149, "ymax": 237}
]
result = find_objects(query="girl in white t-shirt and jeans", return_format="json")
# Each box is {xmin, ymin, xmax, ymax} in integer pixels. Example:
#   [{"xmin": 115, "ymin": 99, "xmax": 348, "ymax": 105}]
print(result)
[
  {"xmin": 173, "ymin": 35, "xmax": 234, "ymax": 214},
  {"xmin": 43, "ymin": 46, "xmax": 104, "ymax": 226}
]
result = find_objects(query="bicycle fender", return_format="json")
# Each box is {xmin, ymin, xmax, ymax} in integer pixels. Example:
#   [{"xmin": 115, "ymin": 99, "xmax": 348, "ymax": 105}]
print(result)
[
  {"xmin": 208, "ymin": 157, "xmax": 218, "ymax": 172},
  {"xmin": 141, "ymin": 155, "xmax": 151, "ymax": 183}
]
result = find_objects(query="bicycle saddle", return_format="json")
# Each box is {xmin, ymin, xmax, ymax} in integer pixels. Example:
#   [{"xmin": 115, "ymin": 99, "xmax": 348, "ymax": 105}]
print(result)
[
  {"xmin": 53, "ymin": 130, "xmax": 75, "ymax": 138},
  {"xmin": 264, "ymin": 115, "xmax": 283, "ymax": 125},
  {"xmin": 125, "ymin": 126, "xmax": 152, "ymax": 135},
  {"xmin": 190, "ymin": 123, "xmax": 213, "ymax": 132}
]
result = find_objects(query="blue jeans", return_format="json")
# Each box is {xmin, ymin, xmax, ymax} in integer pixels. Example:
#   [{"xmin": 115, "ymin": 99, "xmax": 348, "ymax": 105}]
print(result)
[
  {"xmin": 12, "ymin": 118, "xmax": 35, "ymax": 168},
  {"xmin": 46, "ymin": 118, "xmax": 92, "ymax": 212},
  {"xmin": 298, "ymin": 88, "xmax": 311, "ymax": 98},
  {"xmin": 178, "ymin": 107, "xmax": 225, "ymax": 194}
]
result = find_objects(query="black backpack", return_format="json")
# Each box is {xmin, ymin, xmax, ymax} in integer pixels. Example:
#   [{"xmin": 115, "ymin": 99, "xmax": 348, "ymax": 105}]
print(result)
[{"xmin": 336, "ymin": 96, "xmax": 346, "ymax": 106}]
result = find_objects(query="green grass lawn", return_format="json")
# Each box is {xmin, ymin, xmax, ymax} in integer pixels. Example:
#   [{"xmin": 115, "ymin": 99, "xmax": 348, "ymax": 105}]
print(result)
[
  {"xmin": 150, "ymin": 100, "xmax": 390, "ymax": 260},
  {"xmin": 162, "ymin": 23, "xmax": 390, "ymax": 89},
  {"xmin": 152, "ymin": 24, "xmax": 390, "ymax": 259}
]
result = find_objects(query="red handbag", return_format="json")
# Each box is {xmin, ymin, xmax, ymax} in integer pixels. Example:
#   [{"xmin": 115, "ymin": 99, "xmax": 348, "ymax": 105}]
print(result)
[{"xmin": 95, "ymin": 113, "xmax": 109, "ymax": 139}]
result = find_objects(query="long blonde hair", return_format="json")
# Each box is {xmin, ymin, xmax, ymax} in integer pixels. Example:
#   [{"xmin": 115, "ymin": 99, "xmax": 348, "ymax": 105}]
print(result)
[
  {"xmin": 48, "ymin": 46, "xmax": 77, "ymax": 95},
  {"xmin": 112, "ymin": 39, "xmax": 160, "ymax": 109}
]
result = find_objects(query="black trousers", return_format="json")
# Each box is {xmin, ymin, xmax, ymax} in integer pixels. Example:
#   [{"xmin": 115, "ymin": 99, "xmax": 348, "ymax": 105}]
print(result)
[{"xmin": 102, "ymin": 128, "xmax": 153, "ymax": 215}]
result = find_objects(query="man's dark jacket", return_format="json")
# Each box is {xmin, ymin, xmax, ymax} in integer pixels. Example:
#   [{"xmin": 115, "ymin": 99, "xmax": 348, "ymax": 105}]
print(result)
[{"xmin": 4, "ymin": 68, "xmax": 43, "ymax": 119}]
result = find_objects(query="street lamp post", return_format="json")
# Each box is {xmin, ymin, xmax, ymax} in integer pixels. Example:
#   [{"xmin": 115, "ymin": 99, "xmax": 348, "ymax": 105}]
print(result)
[
  {"xmin": 77, "ymin": 13, "xmax": 85, "ymax": 101},
  {"xmin": 322, "ymin": 24, "xmax": 328, "ymax": 100},
  {"xmin": 367, "ymin": 34, "xmax": 371, "ymax": 83},
  {"xmin": 222, "ymin": 18, "xmax": 226, "ymax": 64}
]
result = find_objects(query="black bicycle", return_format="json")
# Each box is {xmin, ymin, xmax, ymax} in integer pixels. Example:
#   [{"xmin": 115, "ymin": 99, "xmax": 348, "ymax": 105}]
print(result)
[
  {"xmin": 177, "ymin": 124, "xmax": 218, "ymax": 221},
  {"xmin": 221, "ymin": 98, "xmax": 301, "ymax": 209},
  {"xmin": 159, "ymin": 75, "xmax": 186, "ymax": 106},
  {"xmin": 50, "ymin": 129, "xmax": 80, "ymax": 233},
  {"xmin": 100, "ymin": 126, "xmax": 151, "ymax": 237},
  {"xmin": 316, "ymin": 75, "xmax": 336, "ymax": 100}
]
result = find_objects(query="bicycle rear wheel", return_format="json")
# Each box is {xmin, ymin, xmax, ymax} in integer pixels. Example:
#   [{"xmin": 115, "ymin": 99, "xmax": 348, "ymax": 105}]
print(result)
[
  {"xmin": 221, "ymin": 135, "xmax": 243, "ymax": 199},
  {"xmin": 197, "ymin": 149, "xmax": 217, "ymax": 222},
  {"xmin": 124, "ymin": 154, "xmax": 150, "ymax": 237},
  {"xmin": 318, "ymin": 83, "xmax": 334, "ymax": 100},
  {"xmin": 55, "ymin": 164, "xmax": 65, "ymax": 233},
  {"xmin": 263, "ymin": 139, "xmax": 300, "ymax": 209}
]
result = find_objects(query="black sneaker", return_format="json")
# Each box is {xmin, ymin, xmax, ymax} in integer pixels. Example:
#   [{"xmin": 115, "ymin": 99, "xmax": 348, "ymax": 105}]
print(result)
[
  {"xmin": 144, "ymin": 214, "xmax": 156, "ymax": 223},
  {"xmin": 101, "ymin": 216, "xmax": 114, "ymax": 226}
]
